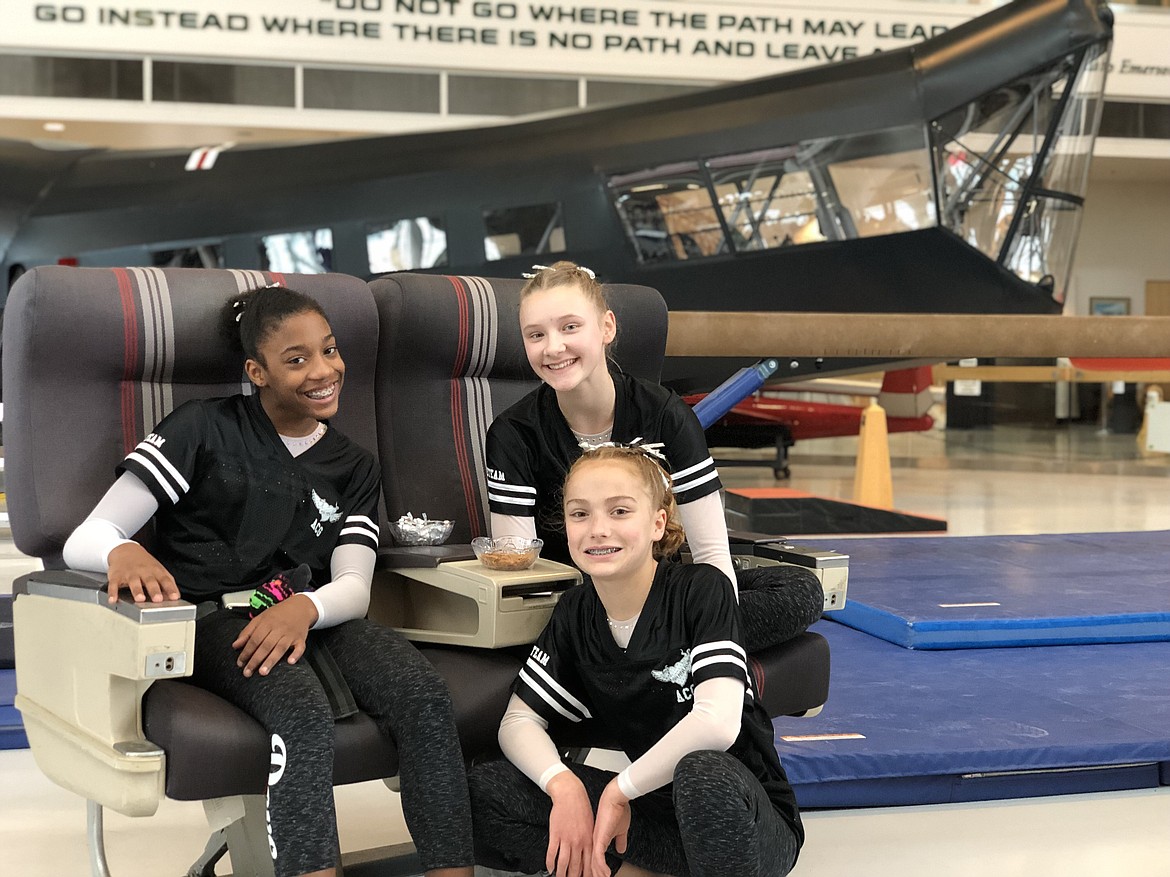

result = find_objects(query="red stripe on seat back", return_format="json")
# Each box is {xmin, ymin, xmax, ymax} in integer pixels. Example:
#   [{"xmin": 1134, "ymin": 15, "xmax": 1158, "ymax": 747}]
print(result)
[
  {"xmin": 113, "ymin": 268, "xmax": 140, "ymax": 456},
  {"xmin": 749, "ymin": 655, "xmax": 766, "ymax": 699},
  {"xmin": 447, "ymin": 276, "xmax": 484, "ymax": 537}
]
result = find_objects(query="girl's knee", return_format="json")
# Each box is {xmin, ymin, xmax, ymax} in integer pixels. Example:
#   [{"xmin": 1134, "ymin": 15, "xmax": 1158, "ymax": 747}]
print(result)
[
  {"xmin": 673, "ymin": 751, "xmax": 745, "ymax": 813},
  {"xmin": 468, "ymin": 760, "xmax": 525, "ymax": 809}
]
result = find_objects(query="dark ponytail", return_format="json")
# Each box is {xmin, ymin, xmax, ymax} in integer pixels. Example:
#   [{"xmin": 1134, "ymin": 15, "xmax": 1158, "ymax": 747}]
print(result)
[{"xmin": 223, "ymin": 284, "xmax": 328, "ymax": 362}]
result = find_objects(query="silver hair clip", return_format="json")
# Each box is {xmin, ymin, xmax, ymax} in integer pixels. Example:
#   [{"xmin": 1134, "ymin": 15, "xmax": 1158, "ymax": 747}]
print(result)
[
  {"xmin": 232, "ymin": 299, "xmax": 247, "ymax": 323},
  {"xmin": 521, "ymin": 264, "xmax": 597, "ymax": 280}
]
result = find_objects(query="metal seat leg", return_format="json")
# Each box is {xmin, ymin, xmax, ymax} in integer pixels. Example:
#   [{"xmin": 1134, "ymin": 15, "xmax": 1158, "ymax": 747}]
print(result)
[{"xmin": 87, "ymin": 800, "xmax": 113, "ymax": 877}]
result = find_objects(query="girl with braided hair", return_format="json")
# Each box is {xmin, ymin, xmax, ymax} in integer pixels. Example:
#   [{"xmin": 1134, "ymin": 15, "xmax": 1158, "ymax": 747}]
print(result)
[{"xmin": 63, "ymin": 284, "xmax": 475, "ymax": 877}]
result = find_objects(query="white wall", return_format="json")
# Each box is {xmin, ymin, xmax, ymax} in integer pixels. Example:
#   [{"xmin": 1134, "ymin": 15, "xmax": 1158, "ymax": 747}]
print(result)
[{"xmin": 1069, "ymin": 176, "xmax": 1170, "ymax": 316}]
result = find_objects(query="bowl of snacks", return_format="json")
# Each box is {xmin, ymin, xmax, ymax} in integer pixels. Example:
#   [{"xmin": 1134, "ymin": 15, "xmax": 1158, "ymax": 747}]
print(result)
[
  {"xmin": 471, "ymin": 536, "xmax": 544, "ymax": 571},
  {"xmin": 388, "ymin": 513, "xmax": 454, "ymax": 546}
]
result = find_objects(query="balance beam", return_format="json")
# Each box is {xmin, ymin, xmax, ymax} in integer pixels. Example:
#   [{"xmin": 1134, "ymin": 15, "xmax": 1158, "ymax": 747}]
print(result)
[{"xmin": 666, "ymin": 313, "xmax": 1170, "ymax": 359}]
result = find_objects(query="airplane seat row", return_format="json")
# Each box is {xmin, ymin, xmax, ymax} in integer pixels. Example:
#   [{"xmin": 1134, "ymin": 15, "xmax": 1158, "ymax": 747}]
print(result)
[{"xmin": 2, "ymin": 265, "xmax": 830, "ymax": 876}]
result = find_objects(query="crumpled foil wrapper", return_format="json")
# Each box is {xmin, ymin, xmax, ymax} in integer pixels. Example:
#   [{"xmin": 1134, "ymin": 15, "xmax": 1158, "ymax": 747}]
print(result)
[{"xmin": 391, "ymin": 512, "xmax": 454, "ymax": 546}]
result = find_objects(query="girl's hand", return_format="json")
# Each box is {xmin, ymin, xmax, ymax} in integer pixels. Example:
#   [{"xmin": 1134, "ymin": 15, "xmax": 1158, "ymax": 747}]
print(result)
[
  {"xmin": 105, "ymin": 542, "xmax": 180, "ymax": 604},
  {"xmin": 232, "ymin": 594, "xmax": 318, "ymax": 677},
  {"xmin": 591, "ymin": 780, "xmax": 631, "ymax": 877},
  {"xmin": 545, "ymin": 771, "xmax": 595, "ymax": 877}
]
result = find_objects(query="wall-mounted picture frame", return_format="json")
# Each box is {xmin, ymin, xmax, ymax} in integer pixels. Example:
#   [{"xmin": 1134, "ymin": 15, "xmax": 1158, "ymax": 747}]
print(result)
[{"xmin": 1089, "ymin": 296, "xmax": 1131, "ymax": 316}]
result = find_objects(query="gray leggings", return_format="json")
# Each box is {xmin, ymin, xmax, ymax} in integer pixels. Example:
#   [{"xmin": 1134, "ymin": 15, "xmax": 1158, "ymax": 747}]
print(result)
[
  {"xmin": 469, "ymin": 752, "xmax": 799, "ymax": 877},
  {"xmin": 737, "ymin": 565, "xmax": 824, "ymax": 653},
  {"xmin": 191, "ymin": 610, "xmax": 473, "ymax": 877}
]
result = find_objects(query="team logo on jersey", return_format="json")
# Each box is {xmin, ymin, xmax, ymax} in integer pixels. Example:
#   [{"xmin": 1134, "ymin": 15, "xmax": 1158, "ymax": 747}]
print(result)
[
  {"xmin": 652, "ymin": 649, "xmax": 693, "ymax": 702},
  {"xmin": 144, "ymin": 433, "xmax": 166, "ymax": 448},
  {"xmin": 309, "ymin": 489, "xmax": 341, "ymax": 537},
  {"xmin": 530, "ymin": 645, "xmax": 551, "ymax": 667},
  {"xmin": 487, "ymin": 467, "xmax": 505, "ymax": 481}
]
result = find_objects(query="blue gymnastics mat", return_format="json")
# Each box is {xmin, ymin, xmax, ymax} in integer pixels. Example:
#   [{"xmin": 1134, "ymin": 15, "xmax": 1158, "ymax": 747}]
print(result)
[
  {"xmin": 773, "ymin": 621, "xmax": 1170, "ymax": 808},
  {"xmin": 1, "ymin": 669, "xmax": 28, "ymax": 750},
  {"xmin": 828, "ymin": 530, "xmax": 1170, "ymax": 649}
]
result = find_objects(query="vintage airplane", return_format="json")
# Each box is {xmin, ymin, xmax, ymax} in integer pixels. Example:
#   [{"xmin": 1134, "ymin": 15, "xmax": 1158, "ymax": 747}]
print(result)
[{"xmin": 0, "ymin": 0, "xmax": 1112, "ymax": 393}]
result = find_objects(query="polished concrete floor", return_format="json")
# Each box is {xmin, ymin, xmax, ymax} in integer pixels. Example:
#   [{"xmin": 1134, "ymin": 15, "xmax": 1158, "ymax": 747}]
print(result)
[{"xmin": 3, "ymin": 421, "xmax": 1169, "ymax": 876}]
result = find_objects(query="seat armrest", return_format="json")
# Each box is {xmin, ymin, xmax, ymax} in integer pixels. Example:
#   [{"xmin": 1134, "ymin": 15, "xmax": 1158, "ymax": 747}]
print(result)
[
  {"xmin": 721, "ymin": 534, "xmax": 850, "ymax": 612},
  {"xmin": 377, "ymin": 544, "xmax": 477, "ymax": 569},
  {"xmin": 15, "ymin": 569, "xmax": 197, "ymax": 623},
  {"xmin": 727, "ymin": 529, "xmax": 791, "ymax": 548},
  {"xmin": 12, "ymin": 569, "xmax": 197, "ymax": 816}
]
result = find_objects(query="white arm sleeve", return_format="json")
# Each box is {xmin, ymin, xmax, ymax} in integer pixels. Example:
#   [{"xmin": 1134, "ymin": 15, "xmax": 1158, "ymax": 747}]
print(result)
[
  {"xmin": 303, "ymin": 543, "xmax": 376, "ymax": 629},
  {"xmin": 491, "ymin": 512, "xmax": 539, "ymax": 541},
  {"xmin": 498, "ymin": 694, "xmax": 570, "ymax": 793},
  {"xmin": 678, "ymin": 491, "xmax": 738, "ymax": 597},
  {"xmin": 616, "ymin": 676, "xmax": 744, "ymax": 800},
  {"xmin": 62, "ymin": 472, "xmax": 160, "ymax": 572}
]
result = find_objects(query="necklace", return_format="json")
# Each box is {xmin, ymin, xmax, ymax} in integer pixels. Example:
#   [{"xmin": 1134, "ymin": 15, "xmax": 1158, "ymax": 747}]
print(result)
[
  {"xmin": 574, "ymin": 427, "xmax": 613, "ymax": 446},
  {"xmin": 606, "ymin": 613, "xmax": 639, "ymax": 631},
  {"xmin": 281, "ymin": 421, "xmax": 327, "ymax": 451}
]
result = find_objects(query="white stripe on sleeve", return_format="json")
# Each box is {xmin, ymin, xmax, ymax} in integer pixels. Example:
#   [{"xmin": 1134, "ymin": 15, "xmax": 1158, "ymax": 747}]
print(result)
[
  {"xmin": 132, "ymin": 442, "xmax": 191, "ymax": 492},
  {"xmin": 124, "ymin": 451, "xmax": 180, "ymax": 504}
]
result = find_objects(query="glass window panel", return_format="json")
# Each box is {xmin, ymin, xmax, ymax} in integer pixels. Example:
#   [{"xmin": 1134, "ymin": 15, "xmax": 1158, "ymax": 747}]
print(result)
[
  {"xmin": 585, "ymin": 80, "xmax": 702, "ymax": 107},
  {"xmin": 153, "ymin": 61, "xmax": 293, "ymax": 107},
  {"xmin": 367, "ymin": 217, "xmax": 447, "ymax": 273},
  {"xmin": 1100, "ymin": 101, "xmax": 1170, "ymax": 140},
  {"xmin": 1042, "ymin": 44, "xmax": 1109, "ymax": 198},
  {"xmin": 0, "ymin": 55, "xmax": 141, "ymax": 99},
  {"xmin": 1099, "ymin": 101, "xmax": 1143, "ymax": 138},
  {"xmin": 826, "ymin": 144, "xmax": 935, "ymax": 238},
  {"xmin": 704, "ymin": 126, "xmax": 932, "ymax": 254},
  {"xmin": 932, "ymin": 47, "xmax": 1108, "ymax": 302},
  {"xmin": 449, "ymin": 75, "xmax": 577, "ymax": 116},
  {"xmin": 932, "ymin": 62, "xmax": 1068, "ymax": 192},
  {"xmin": 260, "ymin": 229, "xmax": 333, "ymax": 274},
  {"xmin": 710, "ymin": 164, "xmax": 823, "ymax": 251},
  {"xmin": 151, "ymin": 244, "xmax": 224, "ymax": 269},
  {"xmin": 1148, "ymin": 103, "xmax": 1170, "ymax": 139},
  {"xmin": 1002, "ymin": 196, "xmax": 1082, "ymax": 292},
  {"xmin": 610, "ymin": 165, "xmax": 725, "ymax": 263},
  {"xmin": 304, "ymin": 68, "xmax": 440, "ymax": 113},
  {"xmin": 483, "ymin": 203, "xmax": 564, "ymax": 261},
  {"xmin": 935, "ymin": 144, "xmax": 1024, "ymax": 260}
]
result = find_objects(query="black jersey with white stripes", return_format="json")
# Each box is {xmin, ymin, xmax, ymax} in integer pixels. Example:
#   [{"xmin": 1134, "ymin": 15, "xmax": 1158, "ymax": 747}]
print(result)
[
  {"xmin": 515, "ymin": 561, "xmax": 802, "ymax": 841},
  {"xmin": 118, "ymin": 393, "xmax": 381, "ymax": 601},
  {"xmin": 485, "ymin": 367, "xmax": 721, "ymax": 563}
]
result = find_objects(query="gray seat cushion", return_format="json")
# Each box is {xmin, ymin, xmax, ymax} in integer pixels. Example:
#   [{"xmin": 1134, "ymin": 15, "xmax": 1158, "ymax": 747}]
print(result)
[{"xmin": 145, "ymin": 645, "xmax": 523, "ymax": 800}]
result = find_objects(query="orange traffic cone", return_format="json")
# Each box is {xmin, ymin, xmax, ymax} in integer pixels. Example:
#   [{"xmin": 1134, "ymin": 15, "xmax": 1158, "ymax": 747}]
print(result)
[{"xmin": 853, "ymin": 400, "xmax": 893, "ymax": 508}]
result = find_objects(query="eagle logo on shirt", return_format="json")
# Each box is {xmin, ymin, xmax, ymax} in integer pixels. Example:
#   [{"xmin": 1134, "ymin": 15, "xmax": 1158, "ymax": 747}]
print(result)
[
  {"xmin": 308, "ymin": 489, "xmax": 342, "ymax": 537},
  {"xmin": 311, "ymin": 490, "xmax": 342, "ymax": 524},
  {"xmin": 651, "ymin": 649, "xmax": 692, "ymax": 688}
]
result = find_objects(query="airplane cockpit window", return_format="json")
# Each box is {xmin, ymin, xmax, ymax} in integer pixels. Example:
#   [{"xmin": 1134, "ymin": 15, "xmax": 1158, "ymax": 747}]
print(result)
[
  {"xmin": 609, "ymin": 164, "xmax": 725, "ymax": 263},
  {"xmin": 708, "ymin": 127, "xmax": 935, "ymax": 249},
  {"xmin": 260, "ymin": 229, "xmax": 333, "ymax": 274},
  {"xmin": 367, "ymin": 217, "xmax": 447, "ymax": 274},
  {"xmin": 932, "ymin": 41, "xmax": 1109, "ymax": 302},
  {"xmin": 483, "ymin": 203, "xmax": 565, "ymax": 262},
  {"xmin": 707, "ymin": 150, "xmax": 823, "ymax": 251},
  {"xmin": 610, "ymin": 127, "xmax": 934, "ymax": 264}
]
